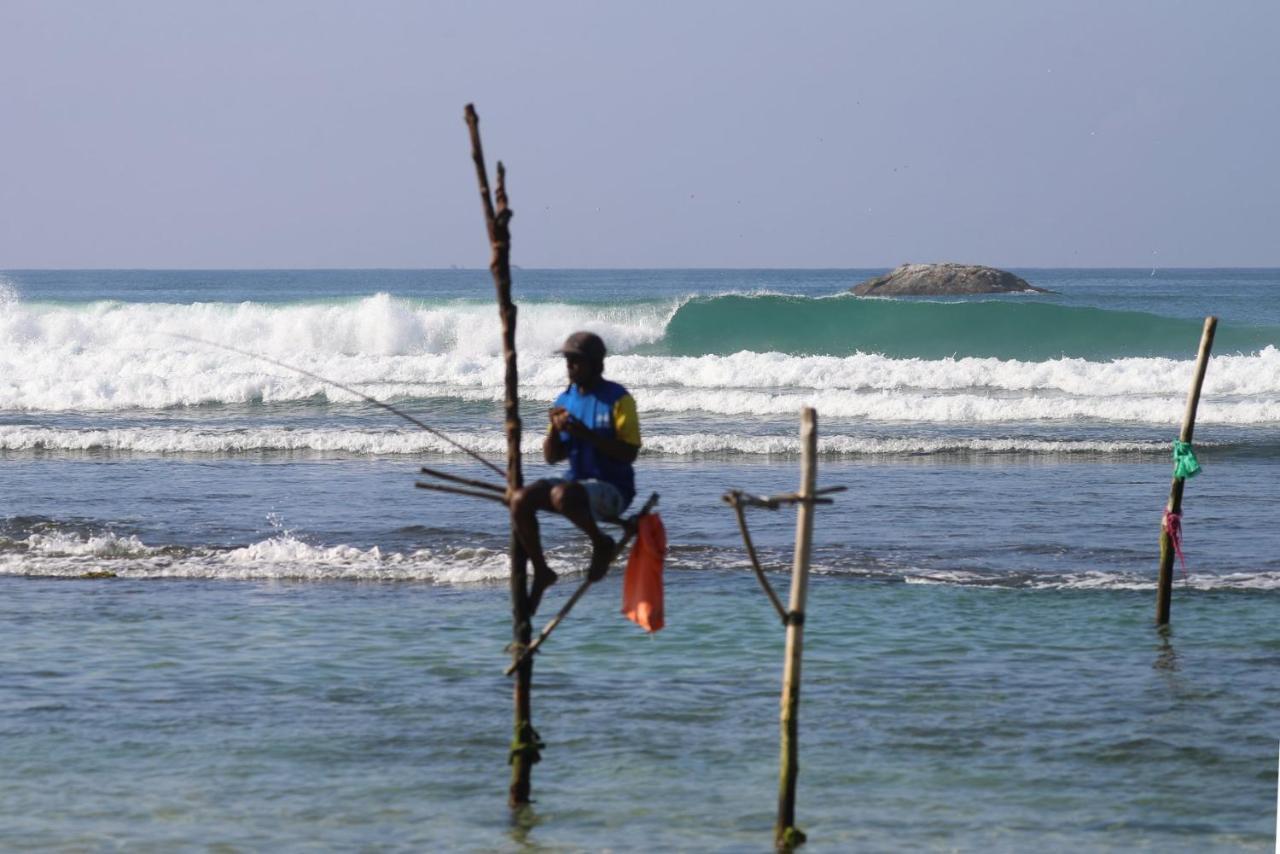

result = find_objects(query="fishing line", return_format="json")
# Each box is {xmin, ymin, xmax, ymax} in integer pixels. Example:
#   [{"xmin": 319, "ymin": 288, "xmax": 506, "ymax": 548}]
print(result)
[{"xmin": 169, "ymin": 333, "xmax": 507, "ymax": 479}]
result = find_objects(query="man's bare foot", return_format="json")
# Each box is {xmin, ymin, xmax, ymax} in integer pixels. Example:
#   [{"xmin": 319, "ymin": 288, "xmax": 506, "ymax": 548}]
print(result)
[
  {"xmin": 587, "ymin": 534, "xmax": 616, "ymax": 582},
  {"xmin": 529, "ymin": 564, "xmax": 558, "ymax": 615}
]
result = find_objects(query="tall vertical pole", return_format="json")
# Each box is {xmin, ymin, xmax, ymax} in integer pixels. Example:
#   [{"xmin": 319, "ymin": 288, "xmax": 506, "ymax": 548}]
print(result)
[
  {"xmin": 464, "ymin": 104, "xmax": 538, "ymax": 805},
  {"xmin": 1156, "ymin": 316, "xmax": 1216, "ymax": 626},
  {"xmin": 776, "ymin": 407, "xmax": 816, "ymax": 849}
]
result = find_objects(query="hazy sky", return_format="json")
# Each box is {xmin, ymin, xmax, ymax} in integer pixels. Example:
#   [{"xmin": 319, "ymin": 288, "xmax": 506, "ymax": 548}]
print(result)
[{"xmin": 2, "ymin": 1, "xmax": 1277, "ymax": 268}]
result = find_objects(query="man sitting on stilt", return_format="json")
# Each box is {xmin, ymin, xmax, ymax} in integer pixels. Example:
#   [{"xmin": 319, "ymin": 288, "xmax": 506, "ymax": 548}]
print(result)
[{"xmin": 512, "ymin": 331, "xmax": 642, "ymax": 613}]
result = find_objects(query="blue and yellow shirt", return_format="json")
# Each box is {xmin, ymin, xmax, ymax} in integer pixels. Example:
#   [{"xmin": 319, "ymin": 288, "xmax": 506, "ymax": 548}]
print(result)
[{"xmin": 550, "ymin": 379, "xmax": 641, "ymax": 506}]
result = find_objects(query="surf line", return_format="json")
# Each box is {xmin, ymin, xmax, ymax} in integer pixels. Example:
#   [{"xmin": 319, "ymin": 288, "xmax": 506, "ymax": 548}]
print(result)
[{"xmin": 169, "ymin": 333, "xmax": 506, "ymax": 479}]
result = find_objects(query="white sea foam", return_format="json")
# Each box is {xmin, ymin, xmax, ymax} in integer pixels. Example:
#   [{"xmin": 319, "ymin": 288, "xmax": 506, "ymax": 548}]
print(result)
[
  {"xmin": 635, "ymin": 387, "xmax": 1280, "ymax": 424},
  {"xmin": 0, "ymin": 530, "xmax": 516, "ymax": 583},
  {"xmin": 0, "ymin": 276, "xmax": 19, "ymax": 306},
  {"xmin": 0, "ymin": 294, "xmax": 669, "ymax": 410},
  {"xmin": 422, "ymin": 383, "xmax": 1280, "ymax": 425},
  {"xmin": 606, "ymin": 349, "xmax": 1280, "ymax": 396},
  {"xmin": 4, "ymin": 528, "xmax": 1278, "ymax": 589},
  {"xmin": 901, "ymin": 567, "xmax": 1280, "ymax": 590},
  {"xmin": 21, "ymin": 530, "xmax": 159, "ymax": 558},
  {"xmin": 0, "ymin": 425, "xmax": 1191, "ymax": 456},
  {"xmin": 1021, "ymin": 570, "xmax": 1280, "ymax": 591},
  {"xmin": 3, "ymin": 295, "xmax": 1279, "ymax": 423}
]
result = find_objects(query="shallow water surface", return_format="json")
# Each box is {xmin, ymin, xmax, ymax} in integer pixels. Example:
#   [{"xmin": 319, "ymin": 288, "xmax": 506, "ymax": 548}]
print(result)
[
  {"xmin": 2, "ymin": 268, "xmax": 1278, "ymax": 849},
  {"xmin": 2, "ymin": 574, "xmax": 1275, "ymax": 851}
]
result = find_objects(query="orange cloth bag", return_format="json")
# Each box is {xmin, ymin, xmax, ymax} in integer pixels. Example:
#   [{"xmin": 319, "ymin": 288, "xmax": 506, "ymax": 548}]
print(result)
[{"xmin": 621, "ymin": 513, "xmax": 666, "ymax": 632}]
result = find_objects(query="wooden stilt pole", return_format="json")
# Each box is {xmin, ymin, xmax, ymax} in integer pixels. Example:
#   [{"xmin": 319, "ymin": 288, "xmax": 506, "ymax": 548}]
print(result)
[
  {"xmin": 776, "ymin": 407, "xmax": 816, "ymax": 849},
  {"xmin": 464, "ymin": 104, "xmax": 539, "ymax": 806},
  {"xmin": 1156, "ymin": 316, "xmax": 1217, "ymax": 627}
]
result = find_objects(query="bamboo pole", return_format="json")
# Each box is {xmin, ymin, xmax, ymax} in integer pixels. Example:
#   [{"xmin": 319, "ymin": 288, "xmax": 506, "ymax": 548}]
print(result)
[
  {"xmin": 776, "ymin": 407, "xmax": 816, "ymax": 849},
  {"xmin": 1156, "ymin": 316, "xmax": 1217, "ymax": 626},
  {"xmin": 464, "ymin": 103, "xmax": 538, "ymax": 807}
]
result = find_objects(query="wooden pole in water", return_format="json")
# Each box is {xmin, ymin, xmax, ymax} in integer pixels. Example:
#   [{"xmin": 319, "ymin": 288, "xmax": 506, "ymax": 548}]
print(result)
[
  {"xmin": 1156, "ymin": 316, "xmax": 1217, "ymax": 627},
  {"xmin": 776, "ymin": 407, "xmax": 817, "ymax": 849},
  {"xmin": 464, "ymin": 104, "xmax": 539, "ymax": 806}
]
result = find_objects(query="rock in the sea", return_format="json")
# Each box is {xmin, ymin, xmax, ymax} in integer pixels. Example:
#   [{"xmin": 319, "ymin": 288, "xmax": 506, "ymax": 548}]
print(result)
[{"xmin": 851, "ymin": 263, "xmax": 1051, "ymax": 296}]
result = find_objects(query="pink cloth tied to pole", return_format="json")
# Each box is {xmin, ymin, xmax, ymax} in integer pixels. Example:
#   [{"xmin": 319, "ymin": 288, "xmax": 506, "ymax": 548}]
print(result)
[
  {"xmin": 622, "ymin": 513, "xmax": 666, "ymax": 632},
  {"xmin": 1163, "ymin": 508, "xmax": 1187, "ymax": 577}
]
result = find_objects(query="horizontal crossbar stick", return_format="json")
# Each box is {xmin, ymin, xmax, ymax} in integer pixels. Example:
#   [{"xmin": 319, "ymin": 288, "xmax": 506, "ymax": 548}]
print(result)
[
  {"xmin": 720, "ymin": 486, "xmax": 844, "ymax": 511},
  {"xmin": 504, "ymin": 492, "xmax": 660, "ymax": 676},
  {"xmin": 415, "ymin": 481, "xmax": 509, "ymax": 504},
  {"xmin": 419, "ymin": 466, "xmax": 507, "ymax": 494}
]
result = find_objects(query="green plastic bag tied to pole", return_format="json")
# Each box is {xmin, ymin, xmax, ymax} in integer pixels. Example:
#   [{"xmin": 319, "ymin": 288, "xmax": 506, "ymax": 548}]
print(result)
[{"xmin": 1172, "ymin": 440, "xmax": 1201, "ymax": 480}]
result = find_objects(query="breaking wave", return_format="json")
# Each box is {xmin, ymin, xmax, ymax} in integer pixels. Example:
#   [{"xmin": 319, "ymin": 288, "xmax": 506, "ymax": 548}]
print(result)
[
  {"xmin": 657, "ymin": 293, "xmax": 1280, "ymax": 359},
  {"xmin": 2, "ymin": 293, "xmax": 1279, "ymax": 424}
]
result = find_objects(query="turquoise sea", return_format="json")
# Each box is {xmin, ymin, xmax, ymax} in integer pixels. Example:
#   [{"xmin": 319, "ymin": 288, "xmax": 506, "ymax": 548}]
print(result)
[{"xmin": 2, "ymin": 268, "xmax": 1278, "ymax": 850}]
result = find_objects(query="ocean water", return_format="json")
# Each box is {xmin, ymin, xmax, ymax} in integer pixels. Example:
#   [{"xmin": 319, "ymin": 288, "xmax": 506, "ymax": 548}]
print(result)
[{"xmin": 1, "ymin": 268, "xmax": 1278, "ymax": 850}]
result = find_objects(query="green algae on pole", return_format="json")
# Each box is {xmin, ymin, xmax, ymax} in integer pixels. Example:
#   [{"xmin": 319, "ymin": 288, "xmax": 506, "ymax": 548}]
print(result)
[{"xmin": 1156, "ymin": 316, "xmax": 1217, "ymax": 627}]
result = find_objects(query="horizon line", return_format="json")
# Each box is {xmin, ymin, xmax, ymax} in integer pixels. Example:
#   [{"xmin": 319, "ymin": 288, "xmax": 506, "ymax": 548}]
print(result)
[{"xmin": 5, "ymin": 265, "xmax": 1280, "ymax": 273}]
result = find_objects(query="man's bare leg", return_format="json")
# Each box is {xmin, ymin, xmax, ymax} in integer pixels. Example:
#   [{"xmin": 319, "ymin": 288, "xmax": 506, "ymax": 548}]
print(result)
[
  {"xmin": 511, "ymin": 481, "xmax": 559, "ymax": 614},
  {"xmin": 549, "ymin": 482, "xmax": 616, "ymax": 581}
]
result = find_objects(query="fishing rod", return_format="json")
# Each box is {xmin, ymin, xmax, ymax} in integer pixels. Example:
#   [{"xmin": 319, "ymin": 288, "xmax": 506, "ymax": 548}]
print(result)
[{"xmin": 170, "ymin": 333, "xmax": 507, "ymax": 479}]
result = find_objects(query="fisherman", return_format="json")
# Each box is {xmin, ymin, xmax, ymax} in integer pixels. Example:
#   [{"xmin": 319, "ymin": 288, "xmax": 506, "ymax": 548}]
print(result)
[{"xmin": 512, "ymin": 331, "xmax": 641, "ymax": 612}]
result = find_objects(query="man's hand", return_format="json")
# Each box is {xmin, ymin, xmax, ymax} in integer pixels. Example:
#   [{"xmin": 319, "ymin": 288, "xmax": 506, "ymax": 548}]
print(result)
[
  {"xmin": 549, "ymin": 407, "xmax": 589, "ymax": 438},
  {"xmin": 549, "ymin": 406, "xmax": 570, "ymax": 433},
  {"xmin": 544, "ymin": 408, "xmax": 571, "ymax": 464},
  {"xmin": 548, "ymin": 405, "xmax": 638, "ymax": 463}
]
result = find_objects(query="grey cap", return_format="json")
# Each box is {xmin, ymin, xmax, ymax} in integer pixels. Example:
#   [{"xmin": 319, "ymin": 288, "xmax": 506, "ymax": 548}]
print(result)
[{"xmin": 556, "ymin": 331, "xmax": 607, "ymax": 362}]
